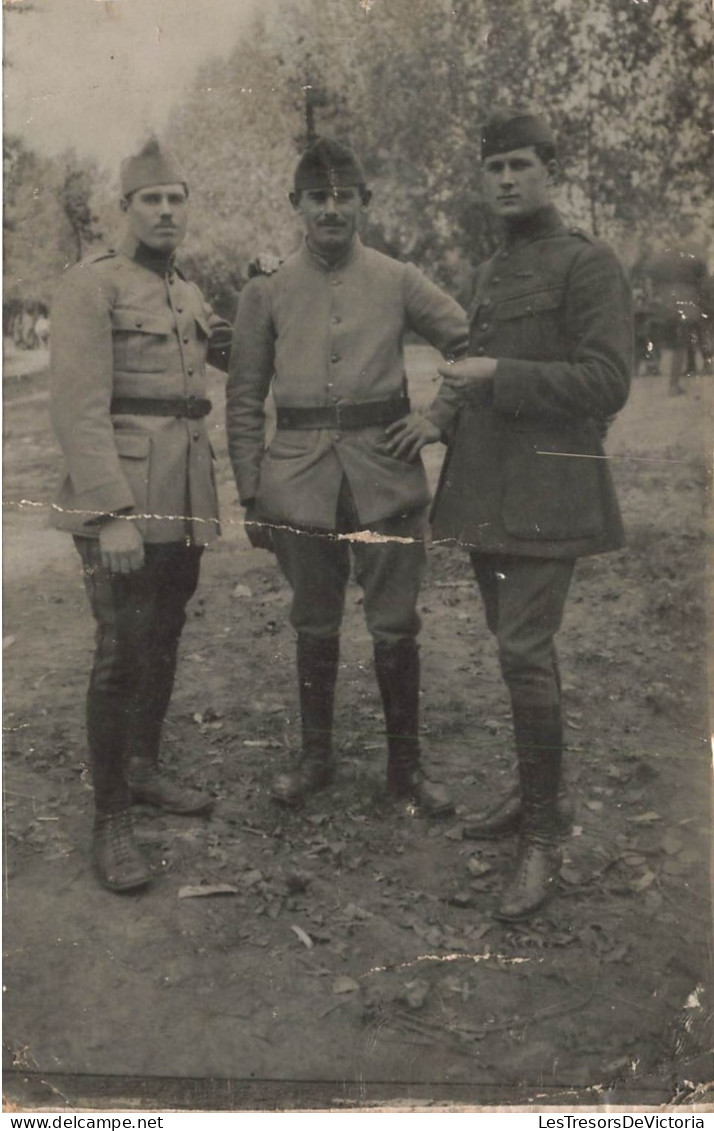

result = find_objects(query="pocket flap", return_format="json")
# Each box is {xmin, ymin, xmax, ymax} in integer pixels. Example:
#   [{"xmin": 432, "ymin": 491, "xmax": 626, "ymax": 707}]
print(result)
[
  {"xmin": 495, "ymin": 288, "xmax": 562, "ymax": 321},
  {"xmin": 195, "ymin": 312, "xmax": 211, "ymax": 338},
  {"xmin": 114, "ymin": 431, "xmax": 151, "ymax": 459},
  {"xmin": 111, "ymin": 307, "xmax": 172, "ymax": 335}
]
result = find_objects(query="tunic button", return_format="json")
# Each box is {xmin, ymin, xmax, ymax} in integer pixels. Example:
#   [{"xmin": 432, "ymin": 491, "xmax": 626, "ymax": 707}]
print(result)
[
  {"xmin": 176, "ymin": 306, "xmax": 183, "ymax": 313},
  {"xmin": 479, "ymin": 322, "xmax": 489, "ymax": 331},
  {"xmin": 183, "ymin": 336, "xmax": 189, "ymax": 344},
  {"xmin": 475, "ymin": 346, "xmax": 486, "ymax": 356},
  {"xmin": 136, "ymin": 320, "xmax": 143, "ymax": 328},
  {"xmin": 192, "ymin": 431, "xmax": 200, "ymax": 441},
  {"xmin": 333, "ymin": 434, "xmax": 342, "ymax": 443},
  {"xmin": 493, "ymin": 276, "xmax": 501, "ymax": 283},
  {"xmin": 331, "ymin": 354, "xmax": 340, "ymax": 363},
  {"xmin": 332, "ymin": 315, "xmax": 341, "ymax": 324},
  {"xmin": 187, "ymin": 367, "xmax": 194, "ymax": 376}
]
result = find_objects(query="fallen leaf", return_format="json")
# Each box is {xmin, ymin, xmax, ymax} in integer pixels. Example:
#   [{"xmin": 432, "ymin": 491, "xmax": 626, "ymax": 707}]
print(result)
[
  {"xmin": 290, "ymin": 924, "xmax": 314, "ymax": 949},
  {"xmin": 631, "ymin": 870, "xmax": 657, "ymax": 892},
  {"xmin": 467, "ymin": 857, "xmax": 492, "ymax": 877},
  {"xmin": 443, "ymin": 825, "xmax": 463, "ymax": 841},
  {"xmin": 232, "ymin": 584, "xmax": 253, "ymax": 599},
  {"xmin": 253, "ymin": 700, "xmax": 286, "ymax": 715},
  {"xmin": 629, "ymin": 811, "xmax": 663, "ymax": 823},
  {"xmin": 331, "ymin": 975, "xmax": 359, "ymax": 994},
  {"xmin": 449, "ymin": 891, "xmax": 474, "ymax": 908},
  {"xmin": 241, "ymin": 869, "xmax": 264, "ymax": 888},
  {"xmin": 661, "ymin": 833, "xmax": 684, "ymax": 855},
  {"xmin": 560, "ymin": 865, "xmax": 583, "ymax": 886},
  {"xmin": 402, "ymin": 978, "xmax": 429, "ymax": 1009},
  {"xmin": 662, "ymin": 858, "xmax": 689, "ymax": 876},
  {"xmin": 603, "ymin": 942, "xmax": 630, "ymax": 964},
  {"xmin": 284, "ymin": 870, "xmax": 312, "ymax": 893},
  {"xmin": 177, "ymin": 884, "xmax": 238, "ymax": 899},
  {"xmin": 342, "ymin": 902, "xmax": 372, "ymax": 921},
  {"xmin": 585, "ymin": 800, "xmax": 604, "ymax": 812}
]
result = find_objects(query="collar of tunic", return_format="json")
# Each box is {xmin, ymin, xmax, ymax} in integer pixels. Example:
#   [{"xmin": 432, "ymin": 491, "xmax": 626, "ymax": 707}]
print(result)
[
  {"xmin": 302, "ymin": 234, "xmax": 363, "ymax": 273},
  {"xmin": 119, "ymin": 233, "xmax": 177, "ymax": 277},
  {"xmin": 501, "ymin": 204, "xmax": 564, "ymax": 248}
]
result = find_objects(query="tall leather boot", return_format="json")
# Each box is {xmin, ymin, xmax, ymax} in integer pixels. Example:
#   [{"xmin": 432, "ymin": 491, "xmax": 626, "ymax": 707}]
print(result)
[
  {"xmin": 374, "ymin": 639, "xmax": 454, "ymax": 817},
  {"xmin": 495, "ymin": 706, "xmax": 564, "ymax": 921},
  {"xmin": 87, "ymin": 689, "xmax": 150, "ymax": 893},
  {"xmin": 271, "ymin": 635, "xmax": 339, "ymax": 806},
  {"xmin": 125, "ymin": 640, "xmax": 214, "ymax": 816}
]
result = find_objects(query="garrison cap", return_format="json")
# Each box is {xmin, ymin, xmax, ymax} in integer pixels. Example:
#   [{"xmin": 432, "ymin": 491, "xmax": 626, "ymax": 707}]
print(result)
[
  {"xmin": 120, "ymin": 137, "xmax": 187, "ymax": 198},
  {"xmin": 481, "ymin": 111, "xmax": 556, "ymax": 160},
  {"xmin": 293, "ymin": 137, "xmax": 366, "ymax": 192}
]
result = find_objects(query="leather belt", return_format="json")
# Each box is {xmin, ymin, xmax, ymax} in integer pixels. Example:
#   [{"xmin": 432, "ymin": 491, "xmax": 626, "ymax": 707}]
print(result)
[
  {"xmin": 110, "ymin": 395, "xmax": 213, "ymax": 419},
  {"xmin": 276, "ymin": 397, "xmax": 410, "ymax": 431}
]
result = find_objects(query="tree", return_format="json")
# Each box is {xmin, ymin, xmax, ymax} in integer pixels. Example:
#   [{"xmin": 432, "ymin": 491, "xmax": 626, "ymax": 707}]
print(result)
[
  {"xmin": 58, "ymin": 155, "xmax": 104, "ymax": 263},
  {"xmin": 3, "ymin": 136, "xmax": 109, "ymax": 307},
  {"xmin": 164, "ymin": 0, "xmax": 713, "ymax": 314}
]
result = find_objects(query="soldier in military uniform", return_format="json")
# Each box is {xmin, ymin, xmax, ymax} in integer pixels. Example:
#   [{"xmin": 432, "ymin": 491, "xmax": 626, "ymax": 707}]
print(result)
[
  {"xmin": 226, "ymin": 137, "xmax": 469, "ymax": 812},
  {"xmin": 388, "ymin": 112, "xmax": 633, "ymax": 920},
  {"xmin": 50, "ymin": 139, "xmax": 232, "ymax": 893}
]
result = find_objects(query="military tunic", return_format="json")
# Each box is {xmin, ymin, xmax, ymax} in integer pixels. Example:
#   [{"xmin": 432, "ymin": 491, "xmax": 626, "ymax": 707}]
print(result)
[
  {"xmin": 227, "ymin": 236, "xmax": 469, "ymax": 530},
  {"xmin": 429, "ymin": 206, "xmax": 633, "ymax": 558},
  {"xmin": 50, "ymin": 236, "xmax": 231, "ymax": 544}
]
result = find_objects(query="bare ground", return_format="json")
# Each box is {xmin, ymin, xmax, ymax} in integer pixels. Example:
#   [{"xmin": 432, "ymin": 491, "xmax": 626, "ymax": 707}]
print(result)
[{"xmin": 2, "ymin": 347, "xmax": 713, "ymax": 1111}]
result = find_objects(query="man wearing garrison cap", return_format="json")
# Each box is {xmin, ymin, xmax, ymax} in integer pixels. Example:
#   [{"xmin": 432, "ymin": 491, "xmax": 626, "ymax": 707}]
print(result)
[
  {"xmin": 227, "ymin": 137, "xmax": 469, "ymax": 812},
  {"xmin": 50, "ymin": 138, "xmax": 233, "ymax": 893},
  {"xmin": 388, "ymin": 111, "xmax": 633, "ymax": 921}
]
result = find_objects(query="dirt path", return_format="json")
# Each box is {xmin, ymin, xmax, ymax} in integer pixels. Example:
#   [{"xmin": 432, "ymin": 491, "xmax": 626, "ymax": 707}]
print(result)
[{"xmin": 3, "ymin": 353, "xmax": 713, "ymax": 1111}]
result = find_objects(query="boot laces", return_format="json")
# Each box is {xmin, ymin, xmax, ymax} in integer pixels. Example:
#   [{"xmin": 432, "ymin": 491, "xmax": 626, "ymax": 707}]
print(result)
[{"xmin": 106, "ymin": 811, "xmax": 136, "ymax": 865}]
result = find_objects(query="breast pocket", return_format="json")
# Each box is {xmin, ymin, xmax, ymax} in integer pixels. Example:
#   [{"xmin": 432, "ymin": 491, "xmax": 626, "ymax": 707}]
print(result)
[
  {"xmin": 494, "ymin": 287, "xmax": 564, "ymax": 359},
  {"xmin": 111, "ymin": 307, "xmax": 173, "ymax": 373}
]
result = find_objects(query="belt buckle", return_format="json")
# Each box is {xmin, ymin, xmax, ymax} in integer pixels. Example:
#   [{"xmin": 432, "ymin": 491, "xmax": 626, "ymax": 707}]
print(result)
[{"xmin": 185, "ymin": 395, "xmax": 201, "ymax": 420}]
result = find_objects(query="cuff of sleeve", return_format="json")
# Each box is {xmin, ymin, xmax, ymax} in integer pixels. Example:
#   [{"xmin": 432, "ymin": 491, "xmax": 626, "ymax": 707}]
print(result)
[
  {"xmin": 72, "ymin": 481, "xmax": 136, "ymax": 527},
  {"xmin": 85, "ymin": 506, "xmax": 135, "ymax": 528}
]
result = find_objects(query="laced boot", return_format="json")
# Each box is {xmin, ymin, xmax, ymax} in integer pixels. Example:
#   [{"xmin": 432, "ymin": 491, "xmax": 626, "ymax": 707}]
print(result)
[
  {"xmin": 128, "ymin": 761, "xmax": 214, "ymax": 816},
  {"xmin": 495, "ymin": 706, "xmax": 563, "ymax": 922},
  {"xmin": 92, "ymin": 809, "xmax": 150, "ymax": 893},
  {"xmin": 464, "ymin": 783, "xmax": 574, "ymax": 840},
  {"xmin": 271, "ymin": 635, "xmax": 339, "ymax": 806},
  {"xmin": 374, "ymin": 639, "xmax": 454, "ymax": 817}
]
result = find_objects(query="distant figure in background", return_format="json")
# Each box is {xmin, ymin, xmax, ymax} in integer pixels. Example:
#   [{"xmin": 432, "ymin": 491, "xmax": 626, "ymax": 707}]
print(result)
[
  {"xmin": 646, "ymin": 248, "xmax": 709, "ymax": 396},
  {"xmin": 387, "ymin": 110, "xmax": 633, "ymax": 922},
  {"xmin": 50, "ymin": 139, "xmax": 232, "ymax": 894},
  {"xmin": 34, "ymin": 309, "xmax": 50, "ymax": 349},
  {"xmin": 16, "ymin": 303, "xmax": 38, "ymax": 350},
  {"xmin": 631, "ymin": 272, "xmax": 659, "ymax": 377}
]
